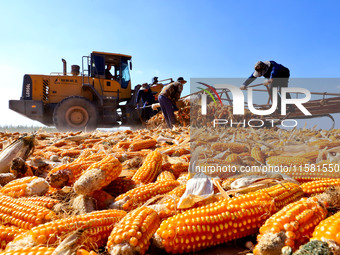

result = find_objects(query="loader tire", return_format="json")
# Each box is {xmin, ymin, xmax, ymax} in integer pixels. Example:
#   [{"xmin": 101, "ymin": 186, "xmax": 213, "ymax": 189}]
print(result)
[{"xmin": 53, "ymin": 96, "xmax": 98, "ymax": 132}]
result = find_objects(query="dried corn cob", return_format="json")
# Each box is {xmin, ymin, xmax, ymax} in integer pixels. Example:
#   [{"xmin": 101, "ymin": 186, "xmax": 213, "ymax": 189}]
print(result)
[
  {"xmin": 60, "ymin": 149, "xmax": 82, "ymax": 158},
  {"xmin": 266, "ymin": 156, "xmax": 310, "ymax": 166},
  {"xmin": 90, "ymin": 190, "xmax": 115, "ymax": 210},
  {"xmin": 116, "ymin": 141, "xmax": 132, "ymax": 149},
  {"xmin": 154, "ymin": 182, "xmax": 304, "ymax": 254},
  {"xmin": 251, "ymin": 147, "xmax": 265, "ymax": 164},
  {"xmin": 6, "ymin": 209, "xmax": 127, "ymax": 251},
  {"xmin": 301, "ymin": 179, "xmax": 340, "ymax": 196},
  {"xmin": 211, "ymin": 142, "xmax": 246, "ymax": 153},
  {"xmin": 104, "ymin": 177, "xmax": 137, "ymax": 197},
  {"xmin": 170, "ymin": 162, "xmax": 189, "ymax": 178},
  {"xmin": 283, "ymin": 167, "xmax": 339, "ymax": 183},
  {"xmin": 0, "ymin": 194, "xmax": 57, "ymax": 229},
  {"xmin": 253, "ymin": 197, "xmax": 328, "ymax": 254},
  {"xmin": 17, "ymin": 196, "xmax": 59, "ymax": 209},
  {"xmin": 0, "ymin": 246, "xmax": 56, "ymax": 254},
  {"xmin": 47, "ymin": 152, "xmax": 106, "ymax": 188},
  {"xmin": 113, "ymin": 180, "xmax": 180, "ymax": 211},
  {"xmin": 156, "ymin": 171, "xmax": 176, "ymax": 182},
  {"xmin": 132, "ymin": 150, "xmax": 162, "ymax": 184},
  {"xmin": 309, "ymin": 140, "xmax": 340, "ymax": 149},
  {"xmin": 172, "ymin": 148, "xmax": 190, "ymax": 156},
  {"xmin": 297, "ymin": 150, "xmax": 327, "ymax": 163},
  {"xmin": 150, "ymin": 185, "xmax": 187, "ymax": 219},
  {"xmin": 0, "ymin": 176, "xmax": 49, "ymax": 198},
  {"xmin": 74, "ymin": 155, "xmax": 122, "ymax": 195},
  {"xmin": 107, "ymin": 207, "xmax": 160, "ymax": 255},
  {"xmin": 129, "ymin": 139, "xmax": 157, "ymax": 151},
  {"xmin": 0, "ymin": 225, "xmax": 27, "ymax": 250},
  {"xmin": 225, "ymin": 153, "xmax": 241, "ymax": 164},
  {"xmin": 0, "ymin": 134, "xmax": 35, "ymax": 174}
]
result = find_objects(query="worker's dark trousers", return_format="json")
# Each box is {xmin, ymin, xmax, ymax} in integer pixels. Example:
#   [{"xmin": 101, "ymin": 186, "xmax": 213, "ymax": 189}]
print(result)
[
  {"xmin": 158, "ymin": 95, "xmax": 176, "ymax": 129},
  {"xmin": 270, "ymin": 77, "xmax": 291, "ymax": 113}
]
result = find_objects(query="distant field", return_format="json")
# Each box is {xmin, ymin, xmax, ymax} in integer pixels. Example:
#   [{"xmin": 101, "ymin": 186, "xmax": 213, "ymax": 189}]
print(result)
[
  {"xmin": 0, "ymin": 125, "xmax": 133, "ymax": 133},
  {"xmin": 0, "ymin": 125, "xmax": 58, "ymax": 133}
]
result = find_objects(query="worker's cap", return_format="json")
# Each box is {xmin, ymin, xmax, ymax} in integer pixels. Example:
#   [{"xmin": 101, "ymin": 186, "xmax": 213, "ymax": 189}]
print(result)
[
  {"xmin": 177, "ymin": 77, "xmax": 187, "ymax": 84},
  {"xmin": 253, "ymin": 61, "xmax": 270, "ymax": 77}
]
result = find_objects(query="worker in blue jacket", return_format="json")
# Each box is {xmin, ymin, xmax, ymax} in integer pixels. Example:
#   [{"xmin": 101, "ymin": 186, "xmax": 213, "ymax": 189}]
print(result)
[
  {"xmin": 241, "ymin": 61, "xmax": 292, "ymax": 113},
  {"xmin": 136, "ymin": 83, "xmax": 157, "ymax": 121}
]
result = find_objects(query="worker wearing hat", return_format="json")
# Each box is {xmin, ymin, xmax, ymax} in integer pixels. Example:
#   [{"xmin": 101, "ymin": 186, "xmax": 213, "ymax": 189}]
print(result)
[
  {"xmin": 157, "ymin": 77, "xmax": 187, "ymax": 129},
  {"xmin": 136, "ymin": 83, "xmax": 157, "ymax": 121},
  {"xmin": 240, "ymin": 61, "xmax": 292, "ymax": 112}
]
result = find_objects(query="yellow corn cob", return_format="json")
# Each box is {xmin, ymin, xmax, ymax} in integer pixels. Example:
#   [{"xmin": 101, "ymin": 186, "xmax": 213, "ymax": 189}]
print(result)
[
  {"xmin": 0, "ymin": 176, "xmax": 49, "ymax": 198},
  {"xmin": 116, "ymin": 141, "xmax": 132, "ymax": 149},
  {"xmin": 113, "ymin": 180, "xmax": 180, "ymax": 211},
  {"xmin": 154, "ymin": 182, "xmax": 304, "ymax": 254},
  {"xmin": 253, "ymin": 197, "xmax": 328, "ymax": 254},
  {"xmin": 17, "ymin": 196, "xmax": 60, "ymax": 209},
  {"xmin": 266, "ymin": 156, "xmax": 310, "ymax": 166},
  {"xmin": 155, "ymin": 194, "xmax": 223, "ymax": 220},
  {"xmin": 132, "ymin": 150, "xmax": 162, "ymax": 184},
  {"xmin": 6, "ymin": 209, "xmax": 127, "ymax": 251},
  {"xmin": 156, "ymin": 170, "xmax": 176, "ymax": 182},
  {"xmin": 0, "ymin": 246, "xmax": 56, "ymax": 254},
  {"xmin": 170, "ymin": 162, "xmax": 189, "ymax": 178},
  {"xmin": 0, "ymin": 194, "xmax": 57, "ymax": 229},
  {"xmin": 251, "ymin": 147, "xmax": 265, "ymax": 164},
  {"xmin": 74, "ymin": 155, "xmax": 122, "ymax": 195},
  {"xmin": 0, "ymin": 195, "xmax": 57, "ymax": 229},
  {"xmin": 283, "ymin": 166, "xmax": 338, "ymax": 183},
  {"xmin": 76, "ymin": 249, "xmax": 98, "ymax": 255},
  {"xmin": 107, "ymin": 207, "xmax": 160, "ymax": 255},
  {"xmin": 211, "ymin": 142, "xmax": 246, "ymax": 153},
  {"xmin": 129, "ymin": 139, "xmax": 157, "ymax": 151},
  {"xmin": 0, "ymin": 225, "xmax": 27, "ymax": 250},
  {"xmin": 225, "ymin": 153, "xmax": 241, "ymax": 164},
  {"xmin": 312, "ymin": 210, "xmax": 340, "ymax": 245},
  {"xmin": 47, "ymin": 152, "xmax": 106, "ymax": 188},
  {"xmin": 301, "ymin": 179, "xmax": 340, "ymax": 196}
]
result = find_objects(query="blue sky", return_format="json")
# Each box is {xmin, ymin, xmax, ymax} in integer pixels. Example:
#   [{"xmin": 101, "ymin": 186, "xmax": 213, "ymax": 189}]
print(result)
[{"xmin": 1, "ymin": 0, "xmax": 340, "ymax": 128}]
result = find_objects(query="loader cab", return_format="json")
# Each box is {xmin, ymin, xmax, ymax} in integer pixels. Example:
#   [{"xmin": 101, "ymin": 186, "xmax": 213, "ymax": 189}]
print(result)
[{"xmin": 90, "ymin": 51, "xmax": 132, "ymax": 90}]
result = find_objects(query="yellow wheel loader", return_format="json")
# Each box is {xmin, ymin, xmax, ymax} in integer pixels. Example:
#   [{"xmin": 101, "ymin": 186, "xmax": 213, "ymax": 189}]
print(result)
[{"xmin": 9, "ymin": 51, "xmax": 143, "ymax": 131}]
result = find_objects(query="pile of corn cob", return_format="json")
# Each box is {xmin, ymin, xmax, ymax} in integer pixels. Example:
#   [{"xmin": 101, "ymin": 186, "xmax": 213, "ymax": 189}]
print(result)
[{"xmin": 0, "ymin": 125, "xmax": 338, "ymax": 254}]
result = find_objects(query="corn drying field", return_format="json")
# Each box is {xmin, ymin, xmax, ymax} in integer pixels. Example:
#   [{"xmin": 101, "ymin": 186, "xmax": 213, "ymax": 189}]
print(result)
[{"xmin": 0, "ymin": 123, "xmax": 339, "ymax": 255}]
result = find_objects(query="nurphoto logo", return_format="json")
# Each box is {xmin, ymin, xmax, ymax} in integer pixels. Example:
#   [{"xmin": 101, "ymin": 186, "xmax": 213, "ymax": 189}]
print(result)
[{"xmin": 200, "ymin": 84, "xmax": 312, "ymax": 116}]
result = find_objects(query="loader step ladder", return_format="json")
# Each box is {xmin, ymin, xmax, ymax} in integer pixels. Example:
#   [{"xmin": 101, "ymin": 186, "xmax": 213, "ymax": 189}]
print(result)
[{"xmin": 102, "ymin": 97, "xmax": 118, "ymax": 123}]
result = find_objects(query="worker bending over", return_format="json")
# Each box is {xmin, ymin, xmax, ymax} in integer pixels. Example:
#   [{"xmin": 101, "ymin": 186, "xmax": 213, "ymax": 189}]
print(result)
[
  {"xmin": 158, "ymin": 77, "xmax": 187, "ymax": 129},
  {"xmin": 136, "ymin": 83, "xmax": 157, "ymax": 121},
  {"xmin": 241, "ymin": 60, "xmax": 292, "ymax": 113}
]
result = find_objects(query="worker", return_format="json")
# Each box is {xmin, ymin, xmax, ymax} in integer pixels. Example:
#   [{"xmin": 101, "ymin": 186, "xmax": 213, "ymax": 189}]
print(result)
[
  {"xmin": 151, "ymin": 76, "xmax": 159, "ymax": 85},
  {"xmin": 136, "ymin": 83, "xmax": 157, "ymax": 121},
  {"xmin": 157, "ymin": 77, "xmax": 187, "ymax": 129},
  {"xmin": 241, "ymin": 61, "xmax": 292, "ymax": 113},
  {"xmin": 105, "ymin": 64, "xmax": 114, "ymax": 80}
]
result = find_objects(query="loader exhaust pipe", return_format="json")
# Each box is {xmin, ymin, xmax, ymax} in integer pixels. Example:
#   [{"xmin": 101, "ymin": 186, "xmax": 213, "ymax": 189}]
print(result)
[{"xmin": 62, "ymin": 58, "xmax": 67, "ymax": 75}]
